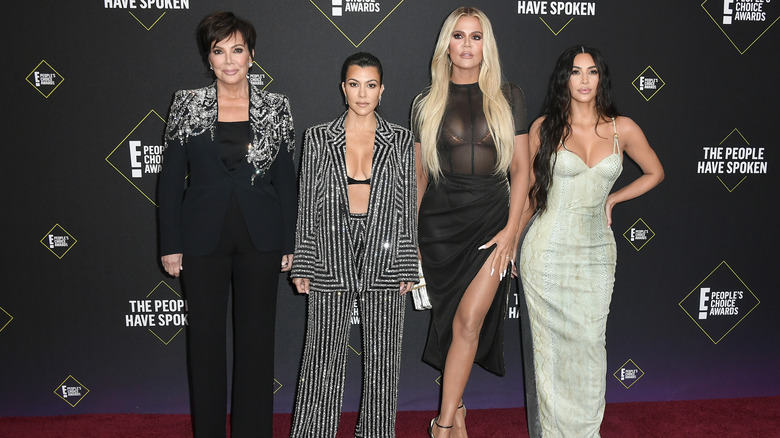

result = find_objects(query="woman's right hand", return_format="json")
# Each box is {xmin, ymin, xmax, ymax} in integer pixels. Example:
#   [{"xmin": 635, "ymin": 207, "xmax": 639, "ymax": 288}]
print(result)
[
  {"xmin": 292, "ymin": 278, "xmax": 311, "ymax": 294},
  {"xmin": 161, "ymin": 253, "xmax": 183, "ymax": 277}
]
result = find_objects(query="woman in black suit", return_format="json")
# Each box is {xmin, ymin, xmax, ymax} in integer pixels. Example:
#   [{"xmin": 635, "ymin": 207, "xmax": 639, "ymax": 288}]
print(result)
[
  {"xmin": 290, "ymin": 52, "xmax": 418, "ymax": 437},
  {"xmin": 158, "ymin": 11, "xmax": 296, "ymax": 438}
]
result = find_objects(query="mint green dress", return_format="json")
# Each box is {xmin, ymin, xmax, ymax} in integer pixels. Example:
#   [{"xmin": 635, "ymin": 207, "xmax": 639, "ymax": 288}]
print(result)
[{"xmin": 519, "ymin": 119, "xmax": 622, "ymax": 437}]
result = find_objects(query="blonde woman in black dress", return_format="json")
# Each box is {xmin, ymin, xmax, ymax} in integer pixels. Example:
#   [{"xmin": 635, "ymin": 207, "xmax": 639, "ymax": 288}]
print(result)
[{"xmin": 412, "ymin": 7, "xmax": 530, "ymax": 437}]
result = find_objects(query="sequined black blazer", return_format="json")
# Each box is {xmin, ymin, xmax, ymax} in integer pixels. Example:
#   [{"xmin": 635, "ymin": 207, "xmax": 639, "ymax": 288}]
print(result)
[
  {"xmin": 291, "ymin": 112, "xmax": 418, "ymax": 292},
  {"xmin": 158, "ymin": 81, "xmax": 296, "ymax": 256}
]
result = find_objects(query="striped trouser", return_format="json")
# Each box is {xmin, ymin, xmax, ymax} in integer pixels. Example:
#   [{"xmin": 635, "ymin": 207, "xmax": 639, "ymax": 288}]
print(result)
[{"xmin": 290, "ymin": 290, "xmax": 405, "ymax": 438}]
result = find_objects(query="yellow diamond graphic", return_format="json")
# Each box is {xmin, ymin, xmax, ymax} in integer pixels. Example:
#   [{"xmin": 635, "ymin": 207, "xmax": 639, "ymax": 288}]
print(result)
[
  {"xmin": 54, "ymin": 375, "xmax": 90, "ymax": 408},
  {"xmin": 701, "ymin": 0, "xmax": 779, "ymax": 54},
  {"xmin": 712, "ymin": 128, "xmax": 757, "ymax": 192},
  {"xmin": 679, "ymin": 261, "xmax": 760, "ymax": 344},
  {"xmin": 310, "ymin": 0, "xmax": 405, "ymax": 47},
  {"xmin": 0, "ymin": 307, "xmax": 13, "ymax": 333},
  {"xmin": 40, "ymin": 224, "xmax": 78, "ymax": 259},
  {"xmin": 129, "ymin": 11, "xmax": 166, "ymax": 30},
  {"xmin": 249, "ymin": 61, "xmax": 274, "ymax": 91},
  {"xmin": 105, "ymin": 110, "xmax": 168, "ymax": 206},
  {"xmin": 144, "ymin": 281, "xmax": 186, "ymax": 345},
  {"xmin": 539, "ymin": 17, "xmax": 575, "ymax": 35},
  {"xmin": 631, "ymin": 66, "xmax": 666, "ymax": 102},
  {"xmin": 25, "ymin": 60, "xmax": 65, "ymax": 98},
  {"xmin": 622, "ymin": 218, "xmax": 656, "ymax": 252},
  {"xmin": 612, "ymin": 359, "xmax": 645, "ymax": 389}
]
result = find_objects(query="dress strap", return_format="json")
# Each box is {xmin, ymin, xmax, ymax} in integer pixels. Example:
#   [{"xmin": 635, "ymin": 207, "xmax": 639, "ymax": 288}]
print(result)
[{"xmin": 611, "ymin": 117, "xmax": 619, "ymax": 154}]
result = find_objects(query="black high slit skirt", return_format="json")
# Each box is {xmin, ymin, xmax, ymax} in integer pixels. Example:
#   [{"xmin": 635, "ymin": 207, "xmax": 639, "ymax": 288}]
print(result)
[{"xmin": 419, "ymin": 172, "xmax": 511, "ymax": 375}]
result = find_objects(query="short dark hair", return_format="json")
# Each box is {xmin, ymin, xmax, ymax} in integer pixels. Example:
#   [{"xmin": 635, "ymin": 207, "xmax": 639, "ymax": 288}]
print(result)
[
  {"xmin": 340, "ymin": 52, "xmax": 383, "ymax": 84},
  {"xmin": 196, "ymin": 11, "xmax": 256, "ymax": 67}
]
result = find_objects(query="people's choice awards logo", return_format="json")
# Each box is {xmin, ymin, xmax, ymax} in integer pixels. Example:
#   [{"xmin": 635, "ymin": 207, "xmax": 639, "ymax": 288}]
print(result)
[
  {"xmin": 613, "ymin": 359, "xmax": 645, "ymax": 389},
  {"xmin": 679, "ymin": 261, "xmax": 760, "ymax": 344},
  {"xmin": 697, "ymin": 128, "xmax": 768, "ymax": 192},
  {"xmin": 622, "ymin": 218, "xmax": 656, "ymax": 251},
  {"xmin": 631, "ymin": 66, "xmax": 665, "ymax": 102},
  {"xmin": 106, "ymin": 110, "xmax": 167, "ymax": 206},
  {"xmin": 40, "ymin": 224, "xmax": 78, "ymax": 259},
  {"xmin": 310, "ymin": 0, "xmax": 405, "ymax": 47},
  {"xmin": 25, "ymin": 60, "xmax": 65, "ymax": 98},
  {"xmin": 701, "ymin": 0, "xmax": 778, "ymax": 54},
  {"xmin": 103, "ymin": 0, "xmax": 191, "ymax": 30},
  {"xmin": 54, "ymin": 376, "xmax": 90, "ymax": 407},
  {"xmin": 125, "ymin": 281, "xmax": 188, "ymax": 345},
  {"xmin": 249, "ymin": 60, "xmax": 274, "ymax": 90},
  {"xmin": 516, "ymin": 1, "xmax": 598, "ymax": 35}
]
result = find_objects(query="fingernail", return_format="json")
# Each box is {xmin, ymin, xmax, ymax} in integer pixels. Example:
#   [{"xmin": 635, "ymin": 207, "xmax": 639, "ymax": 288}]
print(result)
[
  {"xmin": 478, "ymin": 245, "xmax": 486, "ymax": 250},
  {"xmin": 490, "ymin": 268, "xmax": 494, "ymax": 276}
]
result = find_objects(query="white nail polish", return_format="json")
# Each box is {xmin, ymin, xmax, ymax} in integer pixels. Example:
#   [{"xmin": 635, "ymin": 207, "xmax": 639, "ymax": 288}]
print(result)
[
  {"xmin": 478, "ymin": 245, "xmax": 486, "ymax": 250},
  {"xmin": 490, "ymin": 268, "xmax": 494, "ymax": 276}
]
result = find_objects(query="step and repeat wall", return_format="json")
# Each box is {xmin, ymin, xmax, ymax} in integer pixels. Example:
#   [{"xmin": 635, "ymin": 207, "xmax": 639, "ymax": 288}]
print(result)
[{"xmin": 2, "ymin": 0, "xmax": 777, "ymax": 416}]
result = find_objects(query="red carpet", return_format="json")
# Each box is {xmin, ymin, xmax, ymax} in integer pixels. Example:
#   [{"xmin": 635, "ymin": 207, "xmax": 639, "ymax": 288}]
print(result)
[{"xmin": 1, "ymin": 397, "xmax": 778, "ymax": 437}]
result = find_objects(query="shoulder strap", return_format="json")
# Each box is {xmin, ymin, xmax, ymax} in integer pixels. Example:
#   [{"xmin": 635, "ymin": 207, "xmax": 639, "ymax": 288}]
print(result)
[{"xmin": 611, "ymin": 117, "xmax": 619, "ymax": 154}]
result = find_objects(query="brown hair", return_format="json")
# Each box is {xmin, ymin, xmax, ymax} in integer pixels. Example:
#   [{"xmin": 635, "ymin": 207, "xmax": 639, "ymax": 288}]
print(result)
[{"xmin": 196, "ymin": 11, "xmax": 256, "ymax": 67}]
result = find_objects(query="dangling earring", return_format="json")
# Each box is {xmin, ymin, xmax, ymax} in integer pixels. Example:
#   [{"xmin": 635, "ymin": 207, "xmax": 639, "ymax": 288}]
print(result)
[
  {"xmin": 379, "ymin": 94, "xmax": 382, "ymax": 106},
  {"xmin": 209, "ymin": 64, "xmax": 213, "ymax": 70}
]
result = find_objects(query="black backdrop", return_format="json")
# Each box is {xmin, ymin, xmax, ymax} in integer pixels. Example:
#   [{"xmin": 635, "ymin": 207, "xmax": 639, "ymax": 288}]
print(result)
[{"xmin": 2, "ymin": 0, "xmax": 778, "ymax": 417}]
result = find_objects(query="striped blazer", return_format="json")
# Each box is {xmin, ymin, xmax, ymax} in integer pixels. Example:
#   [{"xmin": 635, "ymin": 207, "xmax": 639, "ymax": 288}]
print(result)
[{"xmin": 291, "ymin": 111, "xmax": 418, "ymax": 292}]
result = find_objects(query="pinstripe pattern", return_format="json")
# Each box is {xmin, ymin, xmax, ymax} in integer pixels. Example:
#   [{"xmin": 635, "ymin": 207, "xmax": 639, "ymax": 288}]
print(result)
[
  {"xmin": 290, "ymin": 289, "xmax": 405, "ymax": 438},
  {"xmin": 290, "ymin": 112, "xmax": 415, "ymax": 437},
  {"xmin": 291, "ymin": 112, "xmax": 418, "ymax": 291}
]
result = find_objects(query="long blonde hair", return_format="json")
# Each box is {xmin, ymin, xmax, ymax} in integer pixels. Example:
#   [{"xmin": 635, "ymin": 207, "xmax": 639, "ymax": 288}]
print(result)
[{"xmin": 413, "ymin": 6, "xmax": 515, "ymax": 182}]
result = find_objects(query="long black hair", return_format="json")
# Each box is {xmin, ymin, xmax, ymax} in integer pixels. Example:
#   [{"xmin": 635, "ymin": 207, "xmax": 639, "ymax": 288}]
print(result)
[{"xmin": 531, "ymin": 45, "xmax": 619, "ymax": 213}]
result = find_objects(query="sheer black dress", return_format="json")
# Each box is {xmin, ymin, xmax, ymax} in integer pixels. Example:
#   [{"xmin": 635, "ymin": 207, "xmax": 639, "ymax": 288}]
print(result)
[{"xmin": 416, "ymin": 82, "xmax": 527, "ymax": 375}]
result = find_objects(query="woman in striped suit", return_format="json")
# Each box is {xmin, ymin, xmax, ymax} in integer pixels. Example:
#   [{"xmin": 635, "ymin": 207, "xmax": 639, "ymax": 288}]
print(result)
[{"xmin": 290, "ymin": 52, "xmax": 419, "ymax": 438}]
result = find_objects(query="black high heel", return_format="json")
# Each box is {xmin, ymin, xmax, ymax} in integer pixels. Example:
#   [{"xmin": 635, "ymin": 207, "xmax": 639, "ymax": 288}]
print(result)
[
  {"xmin": 458, "ymin": 400, "xmax": 466, "ymax": 419},
  {"xmin": 428, "ymin": 417, "xmax": 453, "ymax": 438}
]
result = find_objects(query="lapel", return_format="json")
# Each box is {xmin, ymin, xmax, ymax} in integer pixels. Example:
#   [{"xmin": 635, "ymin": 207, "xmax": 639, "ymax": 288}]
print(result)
[
  {"xmin": 325, "ymin": 111, "xmax": 396, "ymax": 216},
  {"xmin": 325, "ymin": 112, "xmax": 350, "ymax": 218},
  {"xmin": 323, "ymin": 112, "xmax": 397, "ymax": 271},
  {"xmin": 369, "ymin": 113, "xmax": 395, "ymax": 213}
]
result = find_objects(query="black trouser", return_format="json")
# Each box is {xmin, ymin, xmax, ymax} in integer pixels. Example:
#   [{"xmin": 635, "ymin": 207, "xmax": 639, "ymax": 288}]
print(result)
[{"xmin": 182, "ymin": 194, "xmax": 280, "ymax": 438}]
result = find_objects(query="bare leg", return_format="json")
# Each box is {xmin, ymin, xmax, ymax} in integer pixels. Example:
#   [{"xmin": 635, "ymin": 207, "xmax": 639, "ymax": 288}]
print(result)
[{"xmin": 432, "ymin": 258, "xmax": 501, "ymax": 438}]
